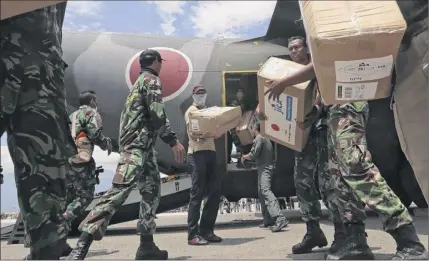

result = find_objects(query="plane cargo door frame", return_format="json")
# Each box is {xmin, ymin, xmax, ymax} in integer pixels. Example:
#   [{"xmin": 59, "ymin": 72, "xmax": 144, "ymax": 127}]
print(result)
[
  {"xmin": 221, "ymin": 70, "xmax": 257, "ymax": 165},
  {"xmin": 221, "ymin": 70, "xmax": 278, "ymax": 165}
]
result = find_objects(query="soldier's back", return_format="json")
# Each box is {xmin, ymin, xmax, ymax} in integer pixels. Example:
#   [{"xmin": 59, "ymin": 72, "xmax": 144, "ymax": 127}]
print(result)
[{"xmin": 119, "ymin": 72, "xmax": 160, "ymax": 149}]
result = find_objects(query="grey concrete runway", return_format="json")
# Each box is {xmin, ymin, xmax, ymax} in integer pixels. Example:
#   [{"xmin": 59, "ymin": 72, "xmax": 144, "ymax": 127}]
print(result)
[{"xmin": 1, "ymin": 211, "xmax": 428, "ymax": 260}]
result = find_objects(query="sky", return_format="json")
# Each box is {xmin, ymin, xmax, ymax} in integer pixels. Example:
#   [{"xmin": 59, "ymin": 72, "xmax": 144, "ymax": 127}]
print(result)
[
  {"xmin": 0, "ymin": 0, "xmax": 274, "ymax": 212},
  {"xmin": 64, "ymin": 1, "xmax": 277, "ymax": 38}
]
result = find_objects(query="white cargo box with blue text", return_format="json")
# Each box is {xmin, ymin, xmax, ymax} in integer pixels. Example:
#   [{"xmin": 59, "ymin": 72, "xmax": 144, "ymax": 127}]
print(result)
[{"xmin": 257, "ymin": 57, "xmax": 314, "ymax": 152}]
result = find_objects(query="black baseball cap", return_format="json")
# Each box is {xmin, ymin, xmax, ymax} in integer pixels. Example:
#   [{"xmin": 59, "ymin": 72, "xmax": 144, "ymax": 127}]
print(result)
[{"xmin": 139, "ymin": 49, "xmax": 165, "ymax": 64}]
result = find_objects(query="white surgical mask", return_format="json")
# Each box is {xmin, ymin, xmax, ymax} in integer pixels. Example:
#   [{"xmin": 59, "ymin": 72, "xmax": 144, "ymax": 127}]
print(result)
[{"xmin": 192, "ymin": 93, "xmax": 207, "ymax": 107}]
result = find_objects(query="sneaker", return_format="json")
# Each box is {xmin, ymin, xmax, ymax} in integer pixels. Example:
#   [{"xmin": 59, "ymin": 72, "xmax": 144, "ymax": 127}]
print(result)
[
  {"xmin": 201, "ymin": 233, "xmax": 222, "ymax": 243},
  {"xmin": 188, "ymin": 235, "xmax": 209, "ymax": 246}
]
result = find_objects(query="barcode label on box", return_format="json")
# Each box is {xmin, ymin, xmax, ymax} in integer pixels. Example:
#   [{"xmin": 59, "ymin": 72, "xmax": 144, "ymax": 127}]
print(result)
[{"xmin": 335, "ymin": 82, "xmax": 378, "ymax": 101}]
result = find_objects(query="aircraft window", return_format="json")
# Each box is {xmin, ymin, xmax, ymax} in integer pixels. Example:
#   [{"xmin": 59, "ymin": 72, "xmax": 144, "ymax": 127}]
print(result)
[{"xmin": 223, "ymin": 72, "xmax": 259, "ymax": 169}]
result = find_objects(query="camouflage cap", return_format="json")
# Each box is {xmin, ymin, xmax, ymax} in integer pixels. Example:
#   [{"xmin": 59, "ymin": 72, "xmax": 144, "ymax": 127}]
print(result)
[{"xmin": 139, "ymin": 49, "xmax": 165, "ymax": 63}]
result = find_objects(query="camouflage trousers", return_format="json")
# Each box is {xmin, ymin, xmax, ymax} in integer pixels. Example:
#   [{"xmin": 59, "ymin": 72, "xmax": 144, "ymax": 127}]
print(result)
[
  {"xmin": 0, "ymin": 49, "xmax": 75, "ymax": 250},
  {"xmin": 78, "ymin": 147, "xmax": 160, "ymax": 240},
  {"xmin": 294, "ymin": 127, "xmax": 362, "ymax": 224},
  {"xmin": 327, "ymin": 102, "xmax": 413, "ymax": 231},
  {"xmin": 64, "ymin": 159, "xmax": 97, "ymax": 228}
]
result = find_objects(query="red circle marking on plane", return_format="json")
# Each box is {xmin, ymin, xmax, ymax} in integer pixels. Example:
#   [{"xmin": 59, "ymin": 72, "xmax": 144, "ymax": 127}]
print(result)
[
  {"xmin": 126, "ymin": 47, "xmax": 193, "ymax": 102},
  {"xmin": 271, "ymin": 124, "xmax": 280, "ymax": 131}
]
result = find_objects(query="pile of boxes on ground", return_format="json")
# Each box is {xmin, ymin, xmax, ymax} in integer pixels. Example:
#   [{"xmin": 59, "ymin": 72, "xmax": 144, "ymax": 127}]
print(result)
[{"xmin": 188, "ymin": 0, "xmax": 406, "ymax": 152}]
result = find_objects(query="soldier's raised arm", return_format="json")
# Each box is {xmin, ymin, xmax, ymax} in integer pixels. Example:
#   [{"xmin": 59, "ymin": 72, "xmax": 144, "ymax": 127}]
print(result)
[
  {"xmin": 86, "ymin": 110, "xmax": 112, "ymax": 153},
  {"xmin": 145, "ymin": 77, "xmax": 178, "ymax": 147}
]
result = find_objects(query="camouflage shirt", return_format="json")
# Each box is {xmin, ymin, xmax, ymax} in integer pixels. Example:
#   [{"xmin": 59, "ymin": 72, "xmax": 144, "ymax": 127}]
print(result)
[
  {"xmin": 69, "ymin": 105, "xmax": 110, "ymax": 151},
  {"xmin": 118, "ymin": 70, "xmax": 178, "ymax": 151}
]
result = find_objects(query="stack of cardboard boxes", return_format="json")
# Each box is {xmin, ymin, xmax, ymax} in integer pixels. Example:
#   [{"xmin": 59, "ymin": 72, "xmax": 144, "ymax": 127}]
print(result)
[{"xmin": 256, "ymin": 0, "xmax": 406, "ymax": 152}]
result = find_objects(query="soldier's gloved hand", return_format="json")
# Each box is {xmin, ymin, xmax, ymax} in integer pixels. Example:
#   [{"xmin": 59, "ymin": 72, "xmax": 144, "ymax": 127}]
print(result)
[
  {"xmin": 0, "ymin": 174, "xmax": 3, "ymax": 185},
  {"xmin": 105, "ymin": 137, "xmax": 113, "ymax": 156}
]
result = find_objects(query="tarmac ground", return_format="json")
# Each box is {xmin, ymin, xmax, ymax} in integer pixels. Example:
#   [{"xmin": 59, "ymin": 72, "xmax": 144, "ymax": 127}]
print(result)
[{"xmin": 1, "ymin": 209, "xmax": 428, "ymax": 260}]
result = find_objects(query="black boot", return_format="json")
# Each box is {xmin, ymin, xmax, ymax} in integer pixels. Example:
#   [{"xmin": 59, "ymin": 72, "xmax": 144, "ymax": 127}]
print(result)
[
  {"xmin": 135, "ymin": 235, "xmax": 168, "ymax": 260},
  {"xmin": 23, "ymin": 238, "xmax": 70, "ymax": 260},
  {"xmin": 65, "ymin": 232, "xmax": 93, "ymax": 260},
  {"xmin": 327, "ymin": 223, "xmax": 347, "ymax": 256},
  {"xmin": 326, "ymin": 222, "xmax": 374, "ymax": 260},
  {"xmin": 388, "ymin": 223, "xmax": 428, "ymax": 260},
  {"xmin": 61, "ymin": 243, "xmax": 73, "ymax": 257},
  {"xmin": 292, "ymin": 220, "xmax": 328, "ymax": 254}
]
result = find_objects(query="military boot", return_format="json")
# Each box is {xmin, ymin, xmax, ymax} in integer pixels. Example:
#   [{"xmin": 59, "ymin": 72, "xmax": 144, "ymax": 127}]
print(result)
[
  {"xmin": 292, "ymin": 220, "xmax": 328, "ymax": 254},
  {"xmin": 65, "ymin": 232, "xmax": 93, "ymax": 260},
  {"xmin": 388, "ymin": 223, "xmax": 428, "ymax": 260},
  {"xmin": 61, "ymin": 243, "xmax": 73, "ymax": 257},
  {"xmin": 23, "ymin": 238, "xmax": 70, "ymax": 260},
  {"xmin": 326, "ymin": 222, "xmax": 374, "ymax": 260},
  {"xmin": 325, "ymin": 223, "xmax": 347, "ymax": 257},
  {"xmin": 135, "ymin": 235, "xmax": 168, "ymax": 260}
]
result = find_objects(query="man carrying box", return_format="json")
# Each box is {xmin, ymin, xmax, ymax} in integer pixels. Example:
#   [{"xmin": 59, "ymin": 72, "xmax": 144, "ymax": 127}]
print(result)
[
  {"xmin": 242, "ymin": 123, "xmax": 289, "ymax": 233},
  {"xmin": 185, "ymin": 86, "xmax": 223, "ymax": 246},
  {"xmin": 265, "ymin": 32, "xmax": 427, "ymax": 260},
  {"xmin": 265, "ymin": 36, "xmax": 361, "ymax": 256}
]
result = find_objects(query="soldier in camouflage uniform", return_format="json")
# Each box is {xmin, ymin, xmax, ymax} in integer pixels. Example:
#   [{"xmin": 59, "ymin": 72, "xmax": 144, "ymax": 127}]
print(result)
[
  {"xmin": 0, "ymin": 3, "xmax": 77, "ymax": 259},
  {"xmin": 64, "ymin": 91, "xmax": 113, "ymax": 230},
  {"xmin": 66, "ymin": 49, "xmax": 186, "ymax": 260},
  {"xmin": 263, "ymin": 37, "xmax": 351, "ymax": 255},
  {"xmin": 265, "ymin": 44, "xmax": 427, "ymax": 259},
  {"xmin": 325, "ymin": 102, "xmax": 427, "ymax": 260}
]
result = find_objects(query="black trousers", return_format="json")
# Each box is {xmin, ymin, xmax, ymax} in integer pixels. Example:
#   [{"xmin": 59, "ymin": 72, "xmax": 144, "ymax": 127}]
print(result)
[{"xmin": 187, "ymin": 150, "xmax": 221, "ymax": 239}]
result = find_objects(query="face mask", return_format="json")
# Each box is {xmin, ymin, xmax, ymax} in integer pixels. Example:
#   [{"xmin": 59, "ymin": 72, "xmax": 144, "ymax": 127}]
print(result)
[{"xmin": 192, "ymin": 93, "xmax": 207, "ymax": 107}]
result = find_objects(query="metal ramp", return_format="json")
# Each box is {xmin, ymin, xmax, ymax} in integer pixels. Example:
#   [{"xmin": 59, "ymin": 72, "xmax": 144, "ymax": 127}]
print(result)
[{"xmin": 7, "ymin": 213, "xmax": 29, "ymax": 247}]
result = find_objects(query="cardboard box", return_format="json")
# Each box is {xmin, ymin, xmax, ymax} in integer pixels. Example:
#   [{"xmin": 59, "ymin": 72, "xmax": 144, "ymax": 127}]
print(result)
[
  {"xmin": 257, "ymin": 57, "xmax": 314, "ymax": 152},
  {"xmin": 236, "ymin": 110, "xmax": 258, "ymax": 145},
  {"xmin": 188, "ymin": 106, "xmax": 242, "ymax": 136},
  {"xmin": 1, "ymin": 1, "xmax": 66, "ymax": 20},
  {"xmin": 299, "ymin": 0, "xmax": 406, "ymax": 105}
]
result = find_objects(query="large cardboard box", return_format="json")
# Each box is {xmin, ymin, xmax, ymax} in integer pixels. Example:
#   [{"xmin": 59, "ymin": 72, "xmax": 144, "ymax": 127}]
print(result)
[
  {"xmin": 257, "ymin": 57, "xmax": 314, "ymax": 152},
  {"xmin": 1, "ymin": 1, "xmax": 66, "ymax": 20},
  {"xmin": 236, "ymin": 110, "xmax": 258, "ymax": 145},
  {"xmin": 188, "ymin": 106, "xmax": 242, "ymax": 136},
  {"xmin": 299, "ymin": 0, "xmax": 406, "ymax": 105}
]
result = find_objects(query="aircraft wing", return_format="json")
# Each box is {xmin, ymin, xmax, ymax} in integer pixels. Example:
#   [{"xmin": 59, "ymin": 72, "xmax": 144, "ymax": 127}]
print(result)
[{"xmin": 264, "ymin": 0, "xmax": 306, "ymax": 41}]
